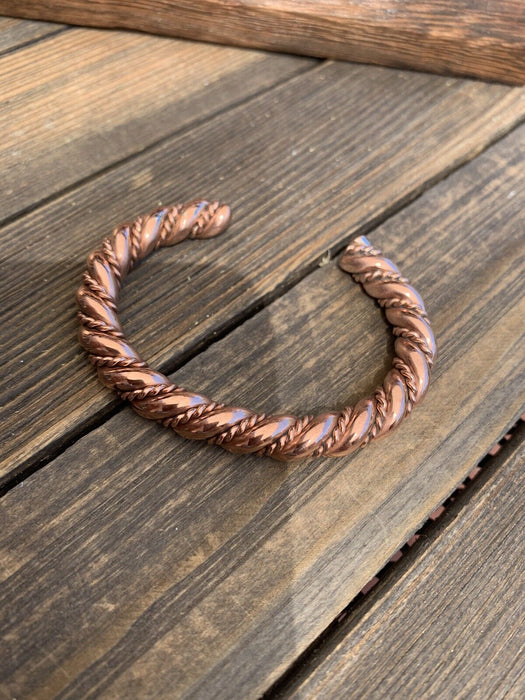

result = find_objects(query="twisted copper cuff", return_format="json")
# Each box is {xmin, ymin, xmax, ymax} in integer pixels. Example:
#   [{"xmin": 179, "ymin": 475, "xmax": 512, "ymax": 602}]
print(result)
[{"xmin": 77, "ymin": 201, "xmax": 436, "ymax": 461}]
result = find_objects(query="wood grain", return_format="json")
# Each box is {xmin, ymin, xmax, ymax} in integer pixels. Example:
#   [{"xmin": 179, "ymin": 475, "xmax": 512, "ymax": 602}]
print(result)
[
  {"xmin": 0, "ymin": 26, "xmax": 314, "ymax": 222},
  {"xmin": 0, "ymin": 16, "xmax": 64, "ymax": 54},
  {"xmin": 281, "ymin": 431, "xmax": 525, "ymax": 700},
  {"xmin": 0, "ymin": 1, "xmax": 524, "ymax": 84},
  {"xmin": 1, "ymin": 60, "xmax": 524, "ymax": 486},
  {"xmin": 4, "ymin": 58, "xmax": 525, "ymax": 486},
  {"xmin": 0, "ymin": 124, "xmax": 523, "ymax": 700}
]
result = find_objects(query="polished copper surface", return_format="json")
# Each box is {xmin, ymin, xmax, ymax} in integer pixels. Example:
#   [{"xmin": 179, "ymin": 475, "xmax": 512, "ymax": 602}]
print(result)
[{"xmin": 77, "ymin": 201, "xmax": 436, "ymax": 461}]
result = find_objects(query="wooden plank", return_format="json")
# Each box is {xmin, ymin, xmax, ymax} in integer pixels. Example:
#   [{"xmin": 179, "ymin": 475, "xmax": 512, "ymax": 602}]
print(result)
[
  {"xmin": 0, "ymin": 124, "xmax": 523, "ymax": 700},
  {"xmin": 1, "ymin": 62, "xmax": 524, "ymax": 486},
  {"xmin": 0, "ymin": 16, "xmax": 64, "ymax": 54},
  {"xmin": 0, "ymin": 1, "xmax": 523, "ymax": 84},
  {"xmin": 0, "ymin": 26, "xmax": 314, "ymax": 223},
  {"xmin": 282, "ymin": 431, "xmax": 525, "ymax": 700}
]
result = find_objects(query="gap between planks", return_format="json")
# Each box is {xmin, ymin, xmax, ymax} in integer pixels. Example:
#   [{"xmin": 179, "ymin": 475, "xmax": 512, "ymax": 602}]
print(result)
[
  {"xmin": 0, "ymin": 56, "xmax": 319, "ymax": 230},
  {"xmin": 264, "ymin": 417, "xmax": 525, "ymax": 699},
  {"xmin": 0, "ymin": 16, "xmax": 67, "ymax": 56}
]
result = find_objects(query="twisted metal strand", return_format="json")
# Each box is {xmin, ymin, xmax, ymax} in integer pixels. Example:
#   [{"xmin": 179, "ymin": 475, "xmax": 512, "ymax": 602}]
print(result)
[{"xmin": 77, "ymin": 201, "xmax": 436, "ymax": 461}]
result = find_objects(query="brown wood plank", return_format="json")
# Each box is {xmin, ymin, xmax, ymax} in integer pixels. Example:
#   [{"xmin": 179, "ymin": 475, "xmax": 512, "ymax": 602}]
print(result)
[
  {"xmin": 1, "ymin": 62, "xmax": 524, "ymax": 486},
  {"xmin": 0, "ymin": 1, "xmax": 523, "ymax": 84},
  {"xmin": 0, "ymin": 26, "xmax": 314, "ymax": 223},
  {"xmin": 0, "ymin": 16, "xmax": 64, "ymax": 54},
  {"xmin": 281, "ymin": 431, "xmax": 525, "ymax": 700},
  {"xmin": 0, "ymin": 124, "xmax": 523, "ymax": 700}
]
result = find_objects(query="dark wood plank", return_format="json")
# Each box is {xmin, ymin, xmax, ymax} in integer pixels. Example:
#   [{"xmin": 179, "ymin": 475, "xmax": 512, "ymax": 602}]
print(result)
[
  {"xmin": 1, "ymin": 62, "xmax": 524, "ymax": 486},
  {"xmin": 0, "ymin": 1, "xmax": 523, "ymax": 84},
  {"xmin": 281, "ymin": 431, "xmax": 525, "ymax": 699},
  {"xmin": 0, "ymin": 26, "xmax": 314, "ymax": 222},
  {"xmin": 0, "ymin": 124, "xmax": 523, "ymax": 700},
  {"xmin": 0, "ymin": 16, "xmax": 64, "ymax": 54}
]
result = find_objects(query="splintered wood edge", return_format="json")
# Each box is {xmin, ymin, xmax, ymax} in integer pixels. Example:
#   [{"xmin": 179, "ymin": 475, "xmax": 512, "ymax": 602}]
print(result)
[{"xmin": 0, "ymin": 26, "xmax": 314, "ymax": 221}]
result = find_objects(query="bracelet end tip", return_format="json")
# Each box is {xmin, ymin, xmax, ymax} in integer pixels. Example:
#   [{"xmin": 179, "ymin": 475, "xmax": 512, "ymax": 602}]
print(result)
[
  {"xmin": 339, "ymin": 235, "xmax": 374, "ymax": 272},
  {"xmin": 191, "ymin": 201, "xmax": 231, "ymax": 239}
]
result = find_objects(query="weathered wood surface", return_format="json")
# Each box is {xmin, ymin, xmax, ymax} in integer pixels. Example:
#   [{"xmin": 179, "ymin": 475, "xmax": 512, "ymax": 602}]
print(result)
[
  {"xmin": 0, "ymin": 16, "xmax": 64, "ymax": 54},
  {"xmin": 2, "ymin": 59, "xmax": 524, "ymax": 486},
  {"xmin": 1, "ymin": 1, "xmax": 524, "ymax": 84},
  {"xmin": 281, "ymin": 430, "xmax": 525, "ymax": 700},
  {"xmin": 0, "ymin": 26, "xmax": 314, "ymax": 222},
  {"xmin": 0, "ymin": 123, "xmax": 523, "ymax": 699}
]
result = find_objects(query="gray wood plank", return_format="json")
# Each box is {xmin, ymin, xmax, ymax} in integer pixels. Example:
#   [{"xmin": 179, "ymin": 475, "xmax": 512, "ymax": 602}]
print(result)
[
  {"xmin": 0, "ymin": 26, "xmax": 314, "ymax": 222},
  {"xmin": 1, "ymin": 61, "xmax": 524, "ymax": 485},
  {"xmin": 0, "ymin": 123, "xmax": 523, "ymax": 700},
  {"xmin": 282, "ymin": 430, "xmax": 525, "ymax": 700},
  {"xmin": 0, "ymin": 16, "xmax": 64, "ymax": 54}
]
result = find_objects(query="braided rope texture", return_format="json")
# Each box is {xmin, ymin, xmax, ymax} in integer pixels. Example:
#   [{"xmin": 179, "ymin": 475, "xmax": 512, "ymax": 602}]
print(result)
[{"xmin": 77, "ymin": 201, "xmax": 436, "ymax": 461}]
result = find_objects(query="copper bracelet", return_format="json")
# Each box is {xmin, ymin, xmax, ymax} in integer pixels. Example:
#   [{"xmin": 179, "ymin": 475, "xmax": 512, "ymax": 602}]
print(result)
[{"xmin": 77, "ymin": 200, "xmax": 435, "ymax": 461}]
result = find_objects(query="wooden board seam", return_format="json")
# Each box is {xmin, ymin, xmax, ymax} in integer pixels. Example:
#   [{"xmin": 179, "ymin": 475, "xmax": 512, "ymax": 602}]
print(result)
[
  {"xmin": 265, "ymin": 418, "xmax": 525, "ymax": 698},
  {"xmin": 0, "ymin": 57, "xmax": 320, "ymax": 231},
  {"xmin": 268, "ymin": 421, "xmax": 525, "ymax": 699},
  {"xmin": 0, "ymin": 22, "xmax": 69, "ymax": 59}
]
